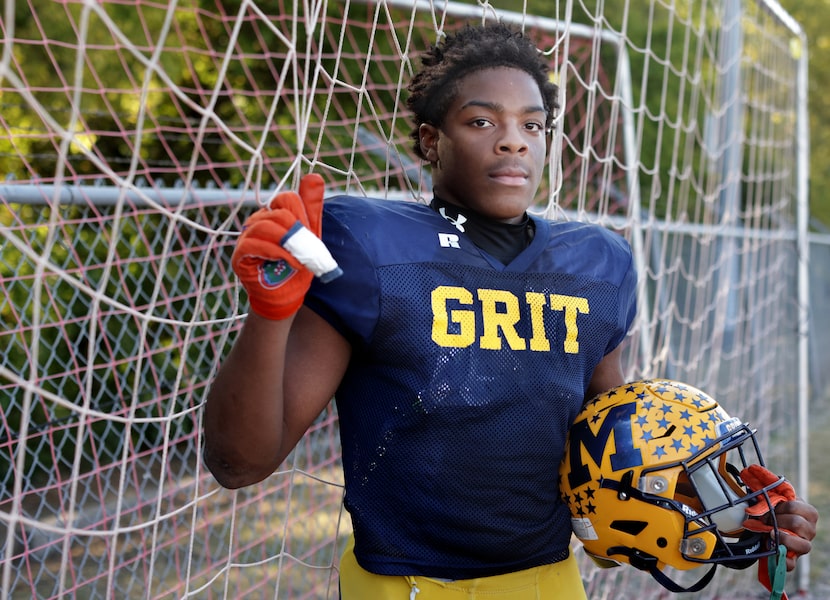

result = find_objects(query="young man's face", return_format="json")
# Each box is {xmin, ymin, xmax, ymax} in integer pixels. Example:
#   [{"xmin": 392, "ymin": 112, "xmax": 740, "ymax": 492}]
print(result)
[{"xmin": 419, "ymin": 67, "xmax": 549, "ymax": 223}]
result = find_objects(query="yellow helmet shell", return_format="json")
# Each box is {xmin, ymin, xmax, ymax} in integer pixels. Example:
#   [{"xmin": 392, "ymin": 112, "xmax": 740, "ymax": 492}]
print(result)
[{"xmin": 559, "ymin": 379, "xmax": 753, "ymax": 572}]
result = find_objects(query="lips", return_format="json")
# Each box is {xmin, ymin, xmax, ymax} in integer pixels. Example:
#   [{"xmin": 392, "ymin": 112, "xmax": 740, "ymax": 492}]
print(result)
[{"xmin": 489, "ymin": 166, "xmax": 530, "ymax": 186}]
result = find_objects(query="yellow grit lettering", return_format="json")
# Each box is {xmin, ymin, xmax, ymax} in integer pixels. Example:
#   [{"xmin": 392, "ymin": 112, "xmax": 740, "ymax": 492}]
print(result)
[
  {"xmin": 431, "ymin": 285, "xmax": 475, "ymax": 347},
  {"xmin": 549, "ymin": 294, "xmax": 589, "ymax": 354},
  {"xmin": 525, "ymin": 291, "xmax": 551, "ymax": 351},
  {"xmin": 477, "ymin": 288, "xmax": 525, "ymax": 350},
  {"xmin": 431, "ymin": 285, "xmax": 589, "ymax": 353}
]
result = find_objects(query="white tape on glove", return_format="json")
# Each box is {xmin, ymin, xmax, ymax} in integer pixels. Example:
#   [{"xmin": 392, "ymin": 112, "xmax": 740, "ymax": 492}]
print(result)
[{"xmin": 280, "ymin": 222, "xmax": 343, "ymax": 283}]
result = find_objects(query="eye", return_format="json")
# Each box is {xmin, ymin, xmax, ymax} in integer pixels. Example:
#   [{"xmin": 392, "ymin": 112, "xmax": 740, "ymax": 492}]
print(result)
[
  {"xmin": 470, "ymin": 118, "xmax": 494, "ymax": 128},
  {"xmin": 524, "ymin": 121, "xmax": 545, "ymax": 132}
]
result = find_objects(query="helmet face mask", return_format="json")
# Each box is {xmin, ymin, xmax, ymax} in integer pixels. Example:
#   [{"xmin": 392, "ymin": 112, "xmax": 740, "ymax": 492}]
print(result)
[{"xmin": 560, "ymin": 380, "xmax": 783, "ymax": 591}]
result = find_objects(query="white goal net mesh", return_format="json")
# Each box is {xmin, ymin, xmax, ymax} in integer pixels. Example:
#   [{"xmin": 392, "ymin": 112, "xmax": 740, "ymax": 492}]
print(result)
[{"xmin": 0, "ymin": 0, "xmax": 810, "ymax": 598}]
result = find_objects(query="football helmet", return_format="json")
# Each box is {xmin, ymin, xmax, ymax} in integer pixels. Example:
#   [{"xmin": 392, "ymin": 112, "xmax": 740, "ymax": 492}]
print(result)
[{"xmin": 559, "ymin": 379, "xmax": 785, "ymax": 592}]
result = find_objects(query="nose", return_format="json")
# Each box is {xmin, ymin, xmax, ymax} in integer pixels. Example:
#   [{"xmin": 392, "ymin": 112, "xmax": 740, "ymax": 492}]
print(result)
[{"xmin": 496, "ymin": 124, "xmax": 528, "ymax": 155}]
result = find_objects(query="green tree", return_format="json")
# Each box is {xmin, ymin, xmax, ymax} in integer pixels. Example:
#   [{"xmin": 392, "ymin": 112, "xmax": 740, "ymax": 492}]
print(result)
[
  {"xmin": 529, "ymin": 0, "xmax": 822, "ymax": 226},
  {"xmin": 778, "ymin": 0, "xmax": 830, "ymax": 229}
]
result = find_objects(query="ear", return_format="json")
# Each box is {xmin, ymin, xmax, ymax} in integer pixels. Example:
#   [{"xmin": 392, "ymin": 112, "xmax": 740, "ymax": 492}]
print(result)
[{"xmin": 418, "ymin": 123, "xmax": 439, "ymax": 165}]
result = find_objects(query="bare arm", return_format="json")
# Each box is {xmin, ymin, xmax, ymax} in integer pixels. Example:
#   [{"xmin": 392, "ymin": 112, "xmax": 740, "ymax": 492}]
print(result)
[
  {"xmin": 203, "ymin": 307, "xmax": 350, "ymax": 489},
  {"xmin": 585, "ymin": 344, "xmax": 626, "ymax": 401}
]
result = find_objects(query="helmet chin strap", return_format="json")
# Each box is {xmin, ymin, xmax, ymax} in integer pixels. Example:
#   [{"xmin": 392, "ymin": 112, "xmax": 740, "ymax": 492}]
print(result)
[
  {"xmin": 607, "ymin": 528, "xmax": 783, "ymax": 598},
  {"xmin": 606, "ymin": 546, "xmax": 717, "ymax": 593}
]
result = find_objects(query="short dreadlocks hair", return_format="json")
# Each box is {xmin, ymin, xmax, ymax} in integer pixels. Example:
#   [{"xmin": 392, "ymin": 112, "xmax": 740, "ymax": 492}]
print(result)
[{"xmin": 406, "ymin": 22, "xmax": 560, "ymax": 161}]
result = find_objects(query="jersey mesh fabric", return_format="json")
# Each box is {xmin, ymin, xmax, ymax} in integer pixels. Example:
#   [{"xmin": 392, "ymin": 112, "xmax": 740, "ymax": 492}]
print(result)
[{"xmin": 305, "ymin": 196, "xmax": 637, "ymax": 579}]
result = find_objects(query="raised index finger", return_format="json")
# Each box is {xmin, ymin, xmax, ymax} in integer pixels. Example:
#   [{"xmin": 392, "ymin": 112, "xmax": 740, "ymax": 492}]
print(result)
[{"xmin": 298, "ymin": 173, "xmax": 326, "ymax": 237}]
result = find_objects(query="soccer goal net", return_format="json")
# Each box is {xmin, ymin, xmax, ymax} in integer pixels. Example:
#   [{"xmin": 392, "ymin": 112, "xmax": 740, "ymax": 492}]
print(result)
[{"xmin": 0, "ymin": 0, "xmax": 810, "ymax": 598}]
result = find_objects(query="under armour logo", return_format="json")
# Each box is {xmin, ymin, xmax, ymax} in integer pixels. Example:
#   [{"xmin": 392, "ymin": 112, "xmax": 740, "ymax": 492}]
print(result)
[
  {"xmin": 438, "ymin": 232, "xmax": 460, "ymax": 248},
  {"xmin": 439, "ymin": 207, "xmax": 467, "ymax": 232}
]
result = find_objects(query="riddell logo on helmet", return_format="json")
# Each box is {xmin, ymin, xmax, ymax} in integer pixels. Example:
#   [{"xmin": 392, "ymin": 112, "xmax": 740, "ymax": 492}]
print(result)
[{"xmin": 716, "ymin": 417, "xmax": 741, "ymax": 437}]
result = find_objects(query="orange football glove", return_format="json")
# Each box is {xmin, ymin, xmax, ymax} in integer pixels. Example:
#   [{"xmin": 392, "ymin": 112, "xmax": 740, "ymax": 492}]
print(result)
[
  {"xmin": 231, "ymin": 174, "xmax": 340, "ymax": 320},
  {"xmin": 741, "ymin": 464, "xmax": 797, "ymax": 521},
  {"xmin": 741, "ymin": 464, "xmax": 797, "ymax": 600}
]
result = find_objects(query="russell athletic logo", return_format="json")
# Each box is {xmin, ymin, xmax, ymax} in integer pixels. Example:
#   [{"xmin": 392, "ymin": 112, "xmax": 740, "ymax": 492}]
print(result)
[{"xmin": 438, "ymin": 232, "xmax": 461, "ymax": 248}]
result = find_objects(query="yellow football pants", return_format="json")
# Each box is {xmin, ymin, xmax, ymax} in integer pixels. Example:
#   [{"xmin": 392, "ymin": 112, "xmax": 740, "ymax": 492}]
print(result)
[{"xmin": 339, "ymin": 536, "xmax": 588, "ymax": 599}]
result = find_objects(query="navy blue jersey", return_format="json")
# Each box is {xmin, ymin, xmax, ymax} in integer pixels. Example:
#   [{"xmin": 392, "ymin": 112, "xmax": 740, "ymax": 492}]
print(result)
[{"xmin": 305, "ymin": 195, "xmax": 637, "ymax": 579}]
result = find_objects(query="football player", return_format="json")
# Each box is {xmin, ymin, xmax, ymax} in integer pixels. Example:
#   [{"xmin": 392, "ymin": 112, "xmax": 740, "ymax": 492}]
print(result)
[{"xmin": 204, "ymin": 22, "xmax": 816, "ymax": 599}]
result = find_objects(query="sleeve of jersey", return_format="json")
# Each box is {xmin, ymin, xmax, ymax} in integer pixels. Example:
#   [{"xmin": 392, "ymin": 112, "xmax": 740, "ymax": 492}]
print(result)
[
  {"xmin": 608, "ymin": 234, "xmax": 638, "ymax": 354},
  {"xmin": 303, "ymin": 200, "xmax": 380, "ymax": 348}
]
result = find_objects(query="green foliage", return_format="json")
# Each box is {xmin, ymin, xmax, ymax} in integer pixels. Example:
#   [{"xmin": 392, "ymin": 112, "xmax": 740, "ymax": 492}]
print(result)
[
  {"xmin": 528, "ymin": 0, "xmax": 814, "ymax": 225},
  {"xmin": 777, "ymin": 0, "xmax": 830, "ymax": 229},
  {"xmin": 2, "ymin": 0, "xmax": 825, "ymax": 489},
  {"xmin": 0, "ymin": 0, "xmax": 401, "ymax": 188},
  {"xmin": 0, "ymin": 199, "xmax": 234, "ymax": 489}
]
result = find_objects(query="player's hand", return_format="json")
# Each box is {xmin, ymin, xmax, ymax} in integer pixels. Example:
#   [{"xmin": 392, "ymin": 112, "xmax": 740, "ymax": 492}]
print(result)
[
  {"xmin": 741, "ymin": 465, "xmax": 818, "ymax": 571},
  {"xmin": 771, "ymin": 499, "xmax": 818, "ymax": 570},
  {"xmin": 231, "ymin": 174, "xmax": 327, "ymax": 320}
]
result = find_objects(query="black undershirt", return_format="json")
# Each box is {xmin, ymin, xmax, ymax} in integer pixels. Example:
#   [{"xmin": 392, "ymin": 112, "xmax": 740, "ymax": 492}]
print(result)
[{"xmin": 430, "ymin": 195, "xmax": 535, "ymax": 265}]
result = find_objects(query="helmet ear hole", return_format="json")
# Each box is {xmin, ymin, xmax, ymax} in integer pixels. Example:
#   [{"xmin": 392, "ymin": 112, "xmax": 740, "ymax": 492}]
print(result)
[{"xmin": 610, "ymin": 520, "xmax": 648, "ymax": 536}]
